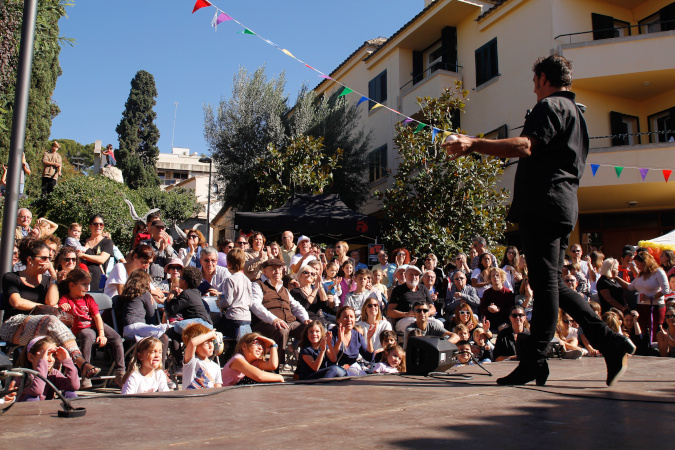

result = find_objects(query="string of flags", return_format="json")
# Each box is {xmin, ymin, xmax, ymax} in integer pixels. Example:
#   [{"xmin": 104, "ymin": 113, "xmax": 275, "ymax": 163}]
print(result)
[
  {"xmin": 191, "ymin": 0, "xmax": 454, "ymax": 142},
  {"xmin": 590, "ymin": 163, "xmax": 672, "ymax": 182},
  {"xmin": 192, "ymin": 1, "xmax": 675, "ymax": 184}
]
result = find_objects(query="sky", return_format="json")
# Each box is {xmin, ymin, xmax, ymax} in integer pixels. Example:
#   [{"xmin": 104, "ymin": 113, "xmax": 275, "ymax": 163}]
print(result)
[{"xmin": 50, "ymin": 0, "xmax": 425, "ymax": 156}]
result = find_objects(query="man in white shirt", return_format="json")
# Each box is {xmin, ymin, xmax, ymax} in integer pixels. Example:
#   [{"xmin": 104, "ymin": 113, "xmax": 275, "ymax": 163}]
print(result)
[
  {"xmin": 251, "ymin": 258, "xmax": 310, "ymax": 367},
  {"xmin": 280, "ymin": 230, "xmax": 296, "ymax": 269}
]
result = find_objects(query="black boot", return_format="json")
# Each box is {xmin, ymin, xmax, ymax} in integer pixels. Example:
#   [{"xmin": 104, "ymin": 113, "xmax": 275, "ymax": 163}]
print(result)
[
  {"xmin": 603, "ymin": 332, "xmax": 636, "ymax": 387},
  {"xmin": 496, "ymin": 333, "xmax": 549, "ymax": 386}
]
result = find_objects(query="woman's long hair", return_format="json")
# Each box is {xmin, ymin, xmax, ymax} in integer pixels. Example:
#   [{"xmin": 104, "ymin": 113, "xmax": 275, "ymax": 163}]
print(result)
[
  {"xmin": 635, "ymin": 252, "xmax": 660, "ymax": 280},
  {"xmin": 120, "ymin": 270, "xmax": 152, "ymax": 303}
]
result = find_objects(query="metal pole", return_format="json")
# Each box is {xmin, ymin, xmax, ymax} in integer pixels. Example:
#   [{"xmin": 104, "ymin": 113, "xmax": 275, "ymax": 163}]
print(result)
[
  {"xmin": 0, "ymin": 0, "xmax": 39, "ymax": 277},
  {"xmin": 206, "ymin": 160, "xmax": 212, "ymax": 246}
]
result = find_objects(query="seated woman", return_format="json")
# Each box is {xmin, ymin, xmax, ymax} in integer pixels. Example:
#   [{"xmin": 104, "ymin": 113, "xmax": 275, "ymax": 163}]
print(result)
[
  {"xmin": 596, "ymin": 258, "xmax": 627, "ymax": 314},
  {"xmin": 555, "ymin": 309, "xmax": 586, "ymax": 358},
  {"xmin": 296, "ymin": 320, "xmax": 346, "ymax": 380},
  {"xmin": 623, "ymin": 309, "xmax": 650, "ymax": 356},
  {"xmin": 329, "ymin": 306, "xmax": 375, "ymax": 369},
  {"xmin": 0, "ymin": 238, "xmax": 100, "ymax": 378},
  {"xmin": 104, "ymin": 244, "xmax": 155, "ymax": 298},
  {"xmin": 356, "ymin": 298, "xmax": 393, "ymax": 353},
  {"xmin": 656, "ymin": 307, "xmax": 675, "ymax": 357},
  {"xmin": 54, "ymin": 246, "xmax": 88, "ymax": 285},
  {"xmin": 178, "ymin": 228, "xmax": 207, "ymax": 269},
  {"xmin": 450, "ymin": 303, "xmax": 490, "ymax": 340},
  {"xmin": 221, "ymin": 333, "xmax": 285, "ymax": 386},
  {"xmin": 290, "ymin": 264, "xmax": 336, "ymax": 322},
  {"xmin": 120, "ymin": 270, "xmax": 170, "ymax": 362},
  {"xmin": 493, "ymin": 306, "xmax": 530, "ymax": 362},
  {"xmin": 479, "ymin": 267, "xmax": 516, "ymax": 332}
]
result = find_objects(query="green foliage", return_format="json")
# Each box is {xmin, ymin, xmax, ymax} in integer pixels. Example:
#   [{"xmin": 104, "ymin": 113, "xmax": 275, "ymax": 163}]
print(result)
[
  {"xmin": 32, "ymin": 176, "xmax": 201, "ymax": 250},
  {"xmin": 254, "ymin": 135, "xmax": 343, "ymax": 211},
  {"xmin": 204, "ymin": 65, "xmax": 370, "ymax": 211},
  {"xmin": 54, "ymin": 138, "xmax": 95, "ymax": 172},
  {"xmin": 377, "ymin": 82, "xmax": 509, "ymax": 264},
  {"xmin": 0, "ymin": 0, "xmax": 72, "ymax": 199},
  {"xmin": 115, "ymin": 70, "xmax": 160, "ymax": 189}
]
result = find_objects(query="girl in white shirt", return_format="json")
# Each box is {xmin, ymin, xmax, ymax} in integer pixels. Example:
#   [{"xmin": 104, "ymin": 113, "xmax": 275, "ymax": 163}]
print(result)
[{"xmin": 121, "ymin": 337, "xmax": 170, "ymax": 394}]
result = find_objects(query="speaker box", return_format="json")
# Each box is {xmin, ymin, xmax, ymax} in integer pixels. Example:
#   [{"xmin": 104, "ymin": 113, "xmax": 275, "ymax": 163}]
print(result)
[{"xmin": 406, "ymin": 336, "xmax": 458, "ymax": 376}]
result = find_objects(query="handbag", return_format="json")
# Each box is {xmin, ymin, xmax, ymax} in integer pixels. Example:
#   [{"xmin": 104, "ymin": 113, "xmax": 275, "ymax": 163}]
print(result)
[{"xmin": 31, "ymin": 304, "xmax": 75, "ymax": 329}]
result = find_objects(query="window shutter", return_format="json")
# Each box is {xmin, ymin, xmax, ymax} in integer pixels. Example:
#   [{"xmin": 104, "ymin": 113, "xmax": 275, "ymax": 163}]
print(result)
[
  {"xmin": 592, "ymin": 13, "xmax": 617, "ymax": 40},
  {"xmin": 441, "ymin": 26, "xmax": 458, "ymax": 72},
  {"xmin": 610, "ymin": 111, "xmax": 625, "ymax": 146},
  {"xmin": 661, "ymin": 3, "xmax": 675, "ymax": 31},
  {"xmin": 413, "ymin": 51, "xmax": 423, "ymax": 85}
]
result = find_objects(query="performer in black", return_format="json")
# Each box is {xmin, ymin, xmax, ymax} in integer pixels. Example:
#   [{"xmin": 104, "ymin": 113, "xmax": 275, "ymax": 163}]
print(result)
[{"xmin": 442, "ymin": 54, "xmax": 635, "ymax": 386}]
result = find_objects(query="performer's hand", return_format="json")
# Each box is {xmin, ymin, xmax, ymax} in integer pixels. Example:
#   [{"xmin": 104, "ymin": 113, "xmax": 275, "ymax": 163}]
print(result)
[{"xmin": 441, "ymin": 134, "xmax": 473, "ymax": 161}]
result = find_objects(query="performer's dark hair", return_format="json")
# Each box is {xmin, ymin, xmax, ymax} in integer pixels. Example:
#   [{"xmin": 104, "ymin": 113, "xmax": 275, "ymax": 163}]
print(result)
[{"xmin": 533, "ymin": 54, "xmax": 573, "ymax": 88}]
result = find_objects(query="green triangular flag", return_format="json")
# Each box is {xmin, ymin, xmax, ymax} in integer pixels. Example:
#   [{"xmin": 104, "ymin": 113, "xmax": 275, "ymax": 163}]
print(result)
[
  {"xmin": 338, "ymin": 87, "xmax": 353, "ymax": 97},
  {"xmin": 238, "ymin": 28, "xmax": 255, "ymax": 35},
  {"xmin": 414, "ymin": 123, "xmax": 427, "ymax": 133},
  {"xmin": 615, "ymin": 166, "xmax": 623, "ymax": 178}
]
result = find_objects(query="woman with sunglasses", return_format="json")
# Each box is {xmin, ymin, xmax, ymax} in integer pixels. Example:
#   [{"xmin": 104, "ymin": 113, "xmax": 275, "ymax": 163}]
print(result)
[
  {"xmin": 0, "ymin": 238, "xmax": 100, "ymax": 378},
  {"xmin": 493, "ymin": 306, "xmax": 530, "ymax": 362},
  {"xmin": 178, "ymin": 229, "xmax": 207, "ymax": 269},
  {"xmin": 656, "ymin": 307, "xmax": 675, "ymax": 357},
  {"xmin": 615, "ymin": 251, "xmax": 669, "ymax": 342},
  {"xmin": 78, "ymin": 215, "xmax": 114, "ymax": 292},
  {"xmin": 54, "ymin": 246, "xmax": 88, "ymax": 283},
  {"xmin": 104, "ymin": 244, "xmax": 155, "ymax": 298},
  {"xmin": 555, "ymin": 310, "xmax": 586, "ymax": 358},
  {"xmin": 357, "ymin": 297, "xmax": 392, "ymax": 352},
  {"xmin": 452, "ymin": 303, "xmax": 485, "ymax": 336},
  {"xmin": 290, "ymin": 264, "xmax": 335, "ymax": 322}
]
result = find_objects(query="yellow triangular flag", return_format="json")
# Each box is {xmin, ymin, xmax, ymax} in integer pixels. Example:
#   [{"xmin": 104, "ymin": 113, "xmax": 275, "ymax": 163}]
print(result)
[
  {"xmin": 370, "ymin": 103, "xmax": 383, "ymax": 111},
  {"xmin": 282, "ymin": 49, "xmax": 295, "ymax": 58}
]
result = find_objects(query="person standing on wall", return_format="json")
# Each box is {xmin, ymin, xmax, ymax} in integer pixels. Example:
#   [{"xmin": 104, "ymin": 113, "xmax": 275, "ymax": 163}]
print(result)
[
  {"xmin": 41, "ymin": 140, "xmax": 62, "ymax": 196},
  {"xmin": 442, "ymin": 54, "xmax": 635, "ymax": 387}
]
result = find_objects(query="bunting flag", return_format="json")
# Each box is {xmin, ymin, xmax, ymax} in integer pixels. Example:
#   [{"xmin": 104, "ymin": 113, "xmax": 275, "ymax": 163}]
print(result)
[
  {"xmin": 319, "ymin": 75, "xmax": 332, "ymax": 80},
  {"xmin": 215, "ymin": 12, "xmax": 232, "ymax": 24},
  {"xmin": 403, "ymin": 118, "xmax": 413, "ymax": 124},
  {"xmin": 192, "ymin": 0, "xmax": 211, "ymax": 13},
  {"xmin": 338, "ymin": 87, "xmax": 353, "ymax": 97},
  {"xmin": 370, "ymin": 103, "xmax": 384, "ymax": 111},
  {"xmin": 356, "ymin": 96, "xmax": 368, "ymax": 107},
  {"xmin": 615, "ymin": 166, "xmax": 624, "ymax": 178},
  {"xmin": 414, "ymin": 123, "xmax": 427, "ymax": 133},
  {"xmin": 639, "ymin": 168, "xmax": 649, "ymax": 181},
  {"xmin": 432, "ymin": 127, "xmax": 440, "ymax": 141},
  {"xmin": 665, "ymin": 170, "xmax": 672, "ymax": 182},
  {"xmin": 282, "ymin": 49, "xmax": 295, "ymax": 59},
  {"xmin": 591, "ymin": 164, "xmax": 599, "ymax": 177}
]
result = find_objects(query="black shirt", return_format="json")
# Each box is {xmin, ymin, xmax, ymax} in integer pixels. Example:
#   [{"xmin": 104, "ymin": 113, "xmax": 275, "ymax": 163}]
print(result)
[
  {"xmin": 2, "ymin": 272, "xmax": 51, "ymax": 320},
  {"xmin": 84, "ymin": 237, "xmax": 114, "ymax": 292},
  {"xmin": 165, "ymin": 288, "xmax": 212, "ymax": 325},
  {"xmin": 389, "ymin": 284, "xmax": 433, "ymax": 314},
  {"xmin": 508, "ymin": 91, "xmax": 588, "ymax": 226},
  {"xmin": 123, "ymin": 291, "xmax": 156, "ymax": 328},
  {"xmin": 596, "ymin": 276, "xmax": 626, "ymax": 313}
]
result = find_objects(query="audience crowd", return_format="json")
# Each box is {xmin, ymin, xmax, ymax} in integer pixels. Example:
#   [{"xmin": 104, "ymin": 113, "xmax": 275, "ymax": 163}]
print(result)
[{"xmin": 2, "ymin": 206, "xmax": 673, "ymax": 400}]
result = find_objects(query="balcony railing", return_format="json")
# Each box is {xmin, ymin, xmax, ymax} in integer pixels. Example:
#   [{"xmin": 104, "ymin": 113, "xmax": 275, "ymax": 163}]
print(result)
[
  {"xmin": 400, "ymin": 62, "xmax": 462, "ymax": 91},
  {"xmin": 554, "ymin": 21, "xmax": 674, "ymax": 45}
]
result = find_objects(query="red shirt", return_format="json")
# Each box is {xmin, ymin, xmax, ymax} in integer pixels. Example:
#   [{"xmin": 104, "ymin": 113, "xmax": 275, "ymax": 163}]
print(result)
[{"xmin": 57, "ymin": 294, "xmax": 100, "ymax": 336}]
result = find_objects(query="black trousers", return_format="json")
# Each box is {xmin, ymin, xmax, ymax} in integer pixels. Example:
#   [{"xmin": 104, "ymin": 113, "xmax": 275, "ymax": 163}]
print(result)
[
  {"xmin": 519, "ymin": 218, "xmax": 613, "ymax": 360},
  {"xmin": 41, "ymin": 177, "xmax": 57, "ymax": 196}
]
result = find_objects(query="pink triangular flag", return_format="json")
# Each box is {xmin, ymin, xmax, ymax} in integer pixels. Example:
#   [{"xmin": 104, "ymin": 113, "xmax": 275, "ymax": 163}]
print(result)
[{"xmin": 216, "ymin": 12, "xmax": 232, "ymax": 24}]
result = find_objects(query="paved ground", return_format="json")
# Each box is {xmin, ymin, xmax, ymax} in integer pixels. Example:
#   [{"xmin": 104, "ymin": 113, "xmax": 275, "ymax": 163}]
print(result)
[{"xmin": 1, "ymin": 356, "xmax": 673, "ymax": 449}]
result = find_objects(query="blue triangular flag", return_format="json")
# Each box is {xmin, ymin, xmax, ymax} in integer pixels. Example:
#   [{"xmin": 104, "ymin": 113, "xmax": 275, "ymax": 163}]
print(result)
[
  {"xmin": 356, "ymin": 96, "xmax": 368, "ymax": 107},
  {"xmin": 432, "ymin": 127, "xmax": 440, "ymax": 141},
  {"xmin": 591, "ymin": 164, "xmax": 599, "ymax": 177}
]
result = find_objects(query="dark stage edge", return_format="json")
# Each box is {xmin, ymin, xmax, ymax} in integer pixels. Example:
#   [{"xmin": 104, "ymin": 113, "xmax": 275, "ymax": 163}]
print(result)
[{"xmin": 1, "ymin": 356, "xmax": 673, "ymax": 449}]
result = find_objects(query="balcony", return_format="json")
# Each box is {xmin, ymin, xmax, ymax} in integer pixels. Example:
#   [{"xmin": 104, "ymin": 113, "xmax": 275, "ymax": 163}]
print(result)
[
  {"xmin": 558, "ymin": 29, "xmax": 675, "ymax": 101},
  {"xmin": 399, "ymin": 64, "xmax": 462, "ymax": 116}
]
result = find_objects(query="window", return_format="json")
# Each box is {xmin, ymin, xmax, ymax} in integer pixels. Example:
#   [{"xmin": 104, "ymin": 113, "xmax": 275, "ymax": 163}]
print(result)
[
  {"xmin": 639, "ymin": 11, "xmax": 662, "ymax": 33},
  {"xmin": 639, "ymin": 3, "xmax": 675, "ymax": 34},
  {"xmin": 483, "ymin": 124, "xmax": 508, "ymax": 140},
  {"xmin": 368, "ymin": 145, "xmax": 387, "ymax": 182},
  {"xmin": 475, "ymin": 38, "xmax": 498, "ymax": 86},
  {"xmin": 592, "ymin": 13, "xmax": 631, "ymax": 40},
  {"xmin": 368, "ymin": 70, "xmax": 387, "ymax": 109},
  {"xmin": 425, "ymin": 42, "xmax": 444, "ymax": 74},
  {"xmin": 174, "ymin": 172, "xmax": 188, "ymax": 180},
  {"xmin": 609, "ymin": 112, "xmax": 640, "ymax": 146},
  {"xmin": 648, "ymin": 109, "xmax": 675, "ymax": 143}
]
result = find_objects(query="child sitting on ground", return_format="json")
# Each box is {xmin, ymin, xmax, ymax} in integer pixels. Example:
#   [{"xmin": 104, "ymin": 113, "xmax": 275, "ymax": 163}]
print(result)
[
  {"xmin": 15, "ymin": 336, "xmax": 80, "ymax": 401},
  {"xmin": 454, "ymin": 323, "xmax": 471, "ymax": 342},
  {"xmin": 58, "ymin": 268, "xmax": 125, "ymax": 386},
  {"xmin": 454, "ymin": 340, "xmax": 474, "ymax": 367},
  {"xmin": 64, "ymin": 223, "xmax": 87, "ymax": 252},
  {"xmin": 296, "ymin": 320, "xmax": 344, "ymax": 380},
  {"xmin": 371, "ymin": 344, "xmax": 406, "ymax": 374},
  {"xmin": 372, "ymin": 330, "xmax": 397, "ymax": 363},
  {"xmin": 221, "ymin": 333, "xmax": 285, "ymax": 386},
  {"xmin": 471, "ymin": 327, "xmax": 494, "ymax": 362},
  {"xmin": 219, "ymin": 248, "xmax": 253, "ymax": 340},
  {"xmin": 182, "ymin": 323, "xmax": 222, "ymax": 390},
  {"xmin": 121, "ymin": 336, "xmax": 170, "ymax": 394}
]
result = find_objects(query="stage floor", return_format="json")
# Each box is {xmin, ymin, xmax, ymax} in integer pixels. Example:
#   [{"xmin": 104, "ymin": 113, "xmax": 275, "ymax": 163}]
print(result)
[{"xmin": 1, "ymin": 356, "xmax": 673, "ymax": 449}]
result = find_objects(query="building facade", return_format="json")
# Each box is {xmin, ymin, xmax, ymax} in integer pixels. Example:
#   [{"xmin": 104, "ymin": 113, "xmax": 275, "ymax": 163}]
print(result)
[{"xmin": 314, "ymin": 0, "xmax": 675, "ymax": 258}]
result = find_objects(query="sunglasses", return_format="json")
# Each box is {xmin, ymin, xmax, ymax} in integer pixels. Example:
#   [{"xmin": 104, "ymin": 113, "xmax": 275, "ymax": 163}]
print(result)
[
  {"xmin": 367, "ymin": 304, "xmax": 379, "ymax": 308},
  {"xmin": 458, "ymin": 311, "xmax": 471, "ymax": 315},
  {"xmin": 562, "ymin": 319, "xmax": 571, "ymax": 324},
  {"xmin": 511, "ymin": 313, "xmax": 525, "ymax": 318},
  {"xmin": 188, "ymin": 235, "xmax": 199, "ymax": 239},
  {"xmin": 167, "ymin": 266, "xmax": 182, "ymax": 271},
  {"xmin": 236, "ymin": 241, "xmax": 247, "ymax": 245},
  {"xmin": 91, "ymin": 222, "xmax": 104, "ymax": 227},
  {"xmin": 415, "ymin": 309, "xmax": 429, "ymax": 313},
  {"xmin": 62, "ymin": 257, "xmax": 77, "ymax": 263},
  {"xmin": 33, "ymin": 255, "xmax": 51, "ymax": 262},
  {"xmin": 666, "ymin": 314, "xmax": 675, "ymax": 319},
  {"xmin": 301, "ymin": 271, "xmax": 316, "ymax": 276}
]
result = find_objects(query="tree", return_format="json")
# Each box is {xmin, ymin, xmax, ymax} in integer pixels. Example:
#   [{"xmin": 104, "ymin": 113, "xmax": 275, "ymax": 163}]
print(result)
[
  {"xmin": 34, "ymin": 175, "xmax": 201, "ymax": 249},
  {"xmin": 377, "ymin": 82, "xmax": 509, "ymax": 263},
  {"xmin": 54, "ymin": 138, "xmax": 95, "ymax": 172},
  {"xmin": 254, "ymin": 135, "xmax": 343, "ymax": 211},
  {"xmin": 0, "ymin": 0, "xmax": 73, "ymax": 199},
  {"xmin": 204, "ymin": 65, "xmax": 371, "ymax": 211},
  {"xmin": 115, "ymin": 70, "xmax": 160, "ymax": 189}
]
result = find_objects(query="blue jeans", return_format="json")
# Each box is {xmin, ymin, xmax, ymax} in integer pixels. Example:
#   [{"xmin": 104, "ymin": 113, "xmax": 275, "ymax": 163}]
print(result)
[
  {"xmin": 219, "ymin": 318, "xmax": 252, "ymax": 340},
  {"xmin": 172, "ymin": 318, "xmax": 213, "ymax": 335},
  {"xmin": 302, "ymin": 365, "xmax": 348, "ymax": 380}
]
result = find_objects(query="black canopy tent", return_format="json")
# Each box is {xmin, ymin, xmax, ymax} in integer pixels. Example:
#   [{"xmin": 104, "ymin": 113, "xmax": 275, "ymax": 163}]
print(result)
[{"xmin": 234, "ymin": 194, "xmax": 378, "ymax": 242}]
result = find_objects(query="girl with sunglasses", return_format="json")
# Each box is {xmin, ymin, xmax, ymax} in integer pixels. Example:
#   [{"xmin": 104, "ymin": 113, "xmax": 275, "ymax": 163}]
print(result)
[
  {"xmin": 493, "ymin": 306, "xmax": 529, "ymax": 362},
  {"xmin": 656, "ymin": 307, "xmax": 675, "ymax": 357}
]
